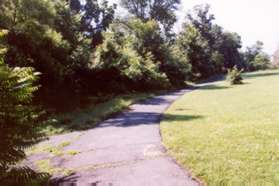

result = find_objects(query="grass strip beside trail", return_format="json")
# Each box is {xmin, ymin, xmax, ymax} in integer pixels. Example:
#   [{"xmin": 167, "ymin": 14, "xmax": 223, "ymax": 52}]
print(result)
[{"xmin": 41, "ymin": 93, "xmax": 156, "ymax": 136}]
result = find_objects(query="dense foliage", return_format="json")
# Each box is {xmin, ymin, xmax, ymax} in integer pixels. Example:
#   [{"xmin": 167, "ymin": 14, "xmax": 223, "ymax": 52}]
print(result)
[
  {"xmin": 120, "ymin": 0, "xmax": 180, "ymax": 37},
  {"xmin": 0, "ymin": 1, "xmax": 271, "ymax": 109},
  {"xmin": 243, "ymin": 41, "xmax": 271, "ymax": 71},
  {"xmin": 0, "ymin": 0, "xmax": 273, "ymax": 183},
  {"xmin": 177, "ymin": 5, "xmax": 244, "ymax": 80},
  {"xmin": 92, "ymin": 20, "xmax": 170, "ymax": 92},
  {"xmin": 0, "ymin": 0, "xmax": 116, "ymax": 109},
  {"xmin": 0, "ymin": 57, "xmax": 48, "ymax": 185}
]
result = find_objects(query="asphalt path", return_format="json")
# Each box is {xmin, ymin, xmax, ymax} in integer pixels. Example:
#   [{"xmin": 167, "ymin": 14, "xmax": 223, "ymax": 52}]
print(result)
[{"xmin": 27, "ymin": 89, "xmax": 200, "ymax": 186}]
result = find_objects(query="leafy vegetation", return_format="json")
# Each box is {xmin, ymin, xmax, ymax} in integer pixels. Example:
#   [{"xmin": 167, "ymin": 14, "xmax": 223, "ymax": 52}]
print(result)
[
  {"xmin": 161, "ymin": 70, "xmax": 279, "ymax": 185},
  {"xmin": 0, "ymin": 0, "xmax": 115, "ymax": 109},
  {"xmin": 27, "ymin": 141, "xmax": 71, "ymax": 157},
  {"xmin": 177, "ymin": 5, "xmax": 245, "ymax": 80},
  {"xmin": 35, "ymin": 159, "xmax": 73, "ymax": 177},
  {"xmin": 92, "ymin": 20, "xmax": 170, "ymax": 91},
  {"xmin": 42, "ymin": 93, "xmax": 155, "ymax": 136},
  {"xmin": 0, "ymin": 0, "xmax": 271, "ymax": 111},
  {"xmin": 249, "ymin": 53, "xmax": 270, "ymax": 71},
  {"xmin": 0, "ymin": 0, "xmax": 275, "ymax": 184},
  {"xmin": 243, "ymin": 41, "xmax": 271, "ymax": 71},
  {"xmin": 0, "ymin": 58, "xmax": 48, "ymax": 185},
  {"xmin": 226, "ymin": 66, "xmax": 243, "ymax": 85},
  {"xmin": 120, "ymin": 0, "xmax": 180, "ymax": 37}
]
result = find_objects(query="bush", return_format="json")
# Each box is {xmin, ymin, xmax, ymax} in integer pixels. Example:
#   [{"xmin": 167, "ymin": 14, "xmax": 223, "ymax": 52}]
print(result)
[{"xmin": 226, "ymin": 66, "xmax": 243, "ymax": 85}]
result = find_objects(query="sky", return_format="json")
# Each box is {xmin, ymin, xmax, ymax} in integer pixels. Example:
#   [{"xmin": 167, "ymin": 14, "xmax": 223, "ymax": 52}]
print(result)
[{"xmin": 109, "ymin": 0, "xmax": 279, "ymax": 54}]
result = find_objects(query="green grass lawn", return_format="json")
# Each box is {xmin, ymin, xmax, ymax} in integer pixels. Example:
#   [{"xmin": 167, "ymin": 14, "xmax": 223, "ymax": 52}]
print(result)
[{"xmin": 161, "ymin": 70, "xmax": 279, "ymax": 185}]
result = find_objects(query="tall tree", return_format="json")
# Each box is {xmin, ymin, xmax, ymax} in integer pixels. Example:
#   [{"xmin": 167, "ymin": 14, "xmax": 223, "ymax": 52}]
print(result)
[
  {"xmin": 177, "ymin": 24, "xmax": 213, "ymax": 79},
  {"xmin": 68, "ymin": 0, "xmax": 116, "ymax": 47},
  {"xmin": 244, "ymin": 41, "xmax": 264, "ymax": 65},
  {"xmin": 120, "ymin": 0, "xmax": 180, "ymax": 37},
  {"xmin": 126, "ymin": 19, "xmax": 191, "ymax": 86},
  {"xmin": 217, "ymin": 32, "xmax": 243, "ymax": 69},
  {"xmin": 91, "ymin": 20, "xmax": 170, "ymax": 92},
  {"xmin": 187, "ymin": 4, "xmax": 215, "ymax": 47},
  {"xmin": 91, "ymin": 18, "xmax": 191, "ymax": 91},
  {"xmin": 178, "ymin": 4, "xmax": 244, "ymax": 78}
]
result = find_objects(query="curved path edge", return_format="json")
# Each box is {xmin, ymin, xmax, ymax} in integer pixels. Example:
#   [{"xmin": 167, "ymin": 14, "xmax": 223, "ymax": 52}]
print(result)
[{"xmin": 28, "ymin": 89, "xmax": 200, "ymax": 186}]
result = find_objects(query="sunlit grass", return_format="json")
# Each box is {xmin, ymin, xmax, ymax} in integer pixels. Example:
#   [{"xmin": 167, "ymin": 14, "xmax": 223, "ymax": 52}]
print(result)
[
  {"xmin": 41, "ymin": 93, "xmax": 155, "ymax": 136},
  {"xmin": 27, "ymin": 141, "xmax": 71, "ymax": 156},
  {"xmin": 161, "ymin": 70, "xmax": 279, "ymax": 185},
  {"xmin": 35, "ymin": 159, "xmax": 73, "ymax": 176}
]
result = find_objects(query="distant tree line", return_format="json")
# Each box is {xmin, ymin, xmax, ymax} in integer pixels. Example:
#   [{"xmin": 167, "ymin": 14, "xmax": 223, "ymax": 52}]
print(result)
[
  {"xmin": 0, "ymin": 1, "xmax": 272, "ymax": 184},
  {"xmin": 0, "ymin": 0, "xmax": 271, "ymax": 110}
]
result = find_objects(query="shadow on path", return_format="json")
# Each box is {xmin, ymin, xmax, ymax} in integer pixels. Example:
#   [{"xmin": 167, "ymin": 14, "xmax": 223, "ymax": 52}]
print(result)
[
  {"xmin": 198, "ymin": 84, "xmax": 230, "ymax": 90},
  {"xmin": 163, "ymin": 114, "xmax": 203, "ymax": 122},
  {"xmin": 97, "ymin": 112, "xmax": 203, "ymax": 128}
]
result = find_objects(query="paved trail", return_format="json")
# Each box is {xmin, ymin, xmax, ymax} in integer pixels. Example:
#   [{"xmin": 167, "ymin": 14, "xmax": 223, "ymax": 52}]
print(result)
[{"xmin": 28, "ymin": 89, "xmax": 199, "ymax": 186}]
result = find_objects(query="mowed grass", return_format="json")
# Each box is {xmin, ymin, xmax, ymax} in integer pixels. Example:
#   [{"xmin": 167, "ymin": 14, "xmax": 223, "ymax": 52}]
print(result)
[{"xmin": 161, "ymin": 70, "xmax": 279, "ymax": 185}]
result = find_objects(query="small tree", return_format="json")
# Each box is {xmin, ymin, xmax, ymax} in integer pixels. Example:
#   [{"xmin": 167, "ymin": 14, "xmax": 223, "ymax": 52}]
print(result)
[
  {"xmin": 0, "ymin": 58, "xmax": 48, "ymax": 185},
  {"xmin": 250, "ymin": 53, "xmax": 270, "ymax": 71},
  {"xmin": 243, "ymin": 41, "xmax": 270, "ymax": 71},
  {"xmin": 226, "ymin": 66, "xmax": 243, "ymax": 85}
]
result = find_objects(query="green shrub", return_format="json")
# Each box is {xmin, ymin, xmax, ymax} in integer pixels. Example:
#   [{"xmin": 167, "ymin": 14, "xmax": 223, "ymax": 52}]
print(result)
[
  {"xmin": 0, "ymin": 58, "xmax": 49, "ymax": 185},
  {"xmin": 226, "ymin": 66, "xmax": 243, "ymax": 85}
]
